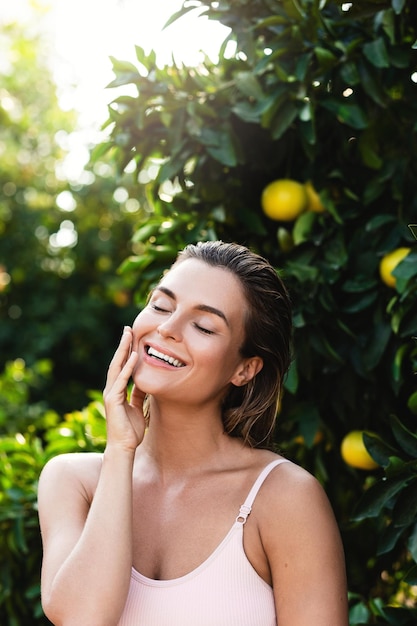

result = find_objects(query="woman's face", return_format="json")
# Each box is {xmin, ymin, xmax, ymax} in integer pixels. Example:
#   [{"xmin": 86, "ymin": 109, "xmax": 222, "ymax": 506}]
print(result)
[{"xmin": 131, "ymin": 258, "xmax": 255, "ymax": 407}]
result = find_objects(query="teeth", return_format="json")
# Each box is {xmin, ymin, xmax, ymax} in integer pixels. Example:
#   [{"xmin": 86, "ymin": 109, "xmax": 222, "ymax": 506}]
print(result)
[{"xmin": 147, "ymin": 347, "xmax": 185, "ymax": 368}]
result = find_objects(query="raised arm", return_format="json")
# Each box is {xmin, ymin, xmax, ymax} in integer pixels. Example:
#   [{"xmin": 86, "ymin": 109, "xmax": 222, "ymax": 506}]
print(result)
[
  {"xmin": 261, "ymin": 463, "xmax": 349, "ymax": 626},
  {"xmin": 38, "ymin": 327, "xmax": 144, "ymax": 626}
]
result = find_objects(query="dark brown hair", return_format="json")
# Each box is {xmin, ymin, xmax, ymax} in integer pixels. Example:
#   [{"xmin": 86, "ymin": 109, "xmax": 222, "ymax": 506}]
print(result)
[{"xmin": 174, "ymin": 240, "xmax": 292, "ymax": 449}]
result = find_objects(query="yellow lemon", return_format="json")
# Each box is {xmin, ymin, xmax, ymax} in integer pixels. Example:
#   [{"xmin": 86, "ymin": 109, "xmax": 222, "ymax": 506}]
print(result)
[
  {"xmin": 379, "ymin": 247, "xmax": 411, "ymax": 288},
  {"xmin": 261, "ymin": 179, "xmax": 308, "ymax": 222},
  {"xmin": 340, "ymin": 430, "xmax": 379, "ymax": 470},
  {"xmin": 305, "ymin": 181, "xmax": 325, "ymax": 213}
]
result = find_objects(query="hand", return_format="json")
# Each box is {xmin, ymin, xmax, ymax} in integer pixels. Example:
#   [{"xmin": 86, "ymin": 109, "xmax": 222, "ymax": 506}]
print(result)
[{"xmin": 103, "ymin": 326, "xmax": 146, "ymax": 452}]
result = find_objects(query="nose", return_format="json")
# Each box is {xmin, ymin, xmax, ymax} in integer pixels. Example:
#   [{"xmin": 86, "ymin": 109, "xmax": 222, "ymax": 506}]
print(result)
[{"xmin": 157, "ymin": 313, "xmax": 182, "ymax": 341}]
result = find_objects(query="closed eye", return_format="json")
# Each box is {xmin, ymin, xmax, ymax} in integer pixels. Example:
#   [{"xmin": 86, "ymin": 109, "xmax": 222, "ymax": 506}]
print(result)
[
  {"xmin": 150, "ymin": 303, "xmax": 170, "ymax": 313},
  {"xmin": 194, "ymin": 323, "xmax": 215, "ymax": 335}
]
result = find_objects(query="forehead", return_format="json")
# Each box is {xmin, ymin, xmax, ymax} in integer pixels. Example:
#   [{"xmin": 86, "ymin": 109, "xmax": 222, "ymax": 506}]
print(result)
[{"xmin": 159, "ymin": 258, "xmax": 246, "ymax": 306}]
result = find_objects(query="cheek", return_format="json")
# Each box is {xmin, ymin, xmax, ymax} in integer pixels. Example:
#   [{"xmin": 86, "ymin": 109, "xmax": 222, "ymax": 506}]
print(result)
[
  {"xmin": 195, "ymin": 340, "xmax": 238, "ymax": 371},
  {"xmin": 131, "ymin": 309, "xmax": 153, "ymax": 337},
  {"xmin": 131, "ymin": 311, "xmax": 143, "ymax": 330}
]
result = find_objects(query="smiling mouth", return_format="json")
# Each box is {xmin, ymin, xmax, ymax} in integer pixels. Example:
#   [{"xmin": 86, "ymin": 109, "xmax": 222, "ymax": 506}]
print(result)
[{"xmin": 146, "ymin": 346, "xmax": 185, "ymax": 368}]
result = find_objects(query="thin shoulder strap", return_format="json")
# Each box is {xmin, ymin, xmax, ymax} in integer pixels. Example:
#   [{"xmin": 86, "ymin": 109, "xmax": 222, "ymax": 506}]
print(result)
[{"xmin": 236, "ymin": 459, "xmax": 290, "ymax": 524}]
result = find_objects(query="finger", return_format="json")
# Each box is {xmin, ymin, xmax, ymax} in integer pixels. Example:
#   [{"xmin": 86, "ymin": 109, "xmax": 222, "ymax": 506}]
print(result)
[
  {"xmin": 105, "ymin": 351, "xmax": 138, "ymax": 400},
  {"xmin": 105, "ymin": 327, "xmax": 133, "ymax": 386}
]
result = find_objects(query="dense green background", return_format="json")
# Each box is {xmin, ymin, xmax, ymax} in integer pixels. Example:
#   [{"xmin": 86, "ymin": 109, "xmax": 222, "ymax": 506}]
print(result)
[{"xmin": 1, "ymin": 1, "xmax": 417, "ymax": 624}]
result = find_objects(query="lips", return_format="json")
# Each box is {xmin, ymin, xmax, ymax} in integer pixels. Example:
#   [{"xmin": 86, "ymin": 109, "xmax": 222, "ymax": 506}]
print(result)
[{"xmin": 146, "ymin": 346, "xmax": 185, "ymax": 368}]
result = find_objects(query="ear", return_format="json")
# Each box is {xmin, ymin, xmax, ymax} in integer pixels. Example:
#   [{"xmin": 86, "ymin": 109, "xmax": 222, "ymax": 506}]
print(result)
[{"xmin": 230, "ymin": 356, "xmax": 263, "ymax": 387}]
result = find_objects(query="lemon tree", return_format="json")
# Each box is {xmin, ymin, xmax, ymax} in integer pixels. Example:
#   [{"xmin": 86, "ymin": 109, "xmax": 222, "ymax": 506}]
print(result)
[{"xmin": 102, "ymin": 1, "xmax": 417, "ymax": 620}]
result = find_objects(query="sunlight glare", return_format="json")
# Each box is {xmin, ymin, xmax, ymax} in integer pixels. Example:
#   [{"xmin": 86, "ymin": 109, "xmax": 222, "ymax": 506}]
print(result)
[
  {"xmin": 45, "ymin": 0, "xmax": 229, "ymax": 126},
  {"xmin": 3, "ymin": 0, "xmax": 230, "ymax": 181}
]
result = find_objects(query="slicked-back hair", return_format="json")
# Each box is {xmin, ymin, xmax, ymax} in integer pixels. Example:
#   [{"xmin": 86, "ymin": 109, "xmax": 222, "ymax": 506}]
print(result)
[{"xmin": 174, "ymin": 240, "xmax": 292, "ymax": 449}]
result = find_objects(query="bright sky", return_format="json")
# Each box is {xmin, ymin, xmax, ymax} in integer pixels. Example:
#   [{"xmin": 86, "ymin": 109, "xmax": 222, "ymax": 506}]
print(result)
[
  {"xmin": 45, "ymin": 0, "xmax": 229, "ymax": 123},
  {"xmin": 2, "ymin": 0, "xmax": 229, "ymax": 180}
]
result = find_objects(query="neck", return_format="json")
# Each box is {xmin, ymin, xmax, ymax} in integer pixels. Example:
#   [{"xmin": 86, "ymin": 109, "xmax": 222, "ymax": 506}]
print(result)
[{"xmin": 139, "ymin": 397, "xmax": 234, "ymax": 474}]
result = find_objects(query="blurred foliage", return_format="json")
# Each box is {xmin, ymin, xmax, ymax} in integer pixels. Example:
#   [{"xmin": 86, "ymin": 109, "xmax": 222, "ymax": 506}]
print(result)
[
  {"xmin": 0, "ymin": 361, "xmax": 106, "ymax": 626},
  {"xmin": 0, "ymin": 16, "xmax": 144, "ymax": 413},
  {"xmin": 1, "ymin": 0, "xmax": 417, "ymax": 623}
]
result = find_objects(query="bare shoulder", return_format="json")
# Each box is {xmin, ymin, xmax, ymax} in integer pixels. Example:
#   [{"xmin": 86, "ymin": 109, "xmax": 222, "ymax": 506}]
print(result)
[
  {"xmin": 259, "ymin": 457, "xmax": 332, "ymax": 513},
  {"xmin": 40, "ymin": 451, "xmax": 102, "ymax": 479},
  {"xmin": 39, "ymin": 452, "xmax": 103, "ymax": 507},
  {"xmin": 254, "ymin": 457, "xmax": 342, "ymax": 550},
  {"xmin": 41, "ymin": 450, "xmax": 103, "ymax": 473}
]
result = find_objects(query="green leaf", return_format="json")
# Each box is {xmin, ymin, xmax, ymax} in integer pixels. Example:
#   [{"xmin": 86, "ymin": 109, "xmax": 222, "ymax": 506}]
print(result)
[
  {"xmin": 234, "ymin": 71, "xmax": 265, "ymax": 99},
  {"xmin": 310, "ymin": 332, "xmax": 345, "ymax": 364},
  {"xmin": 340, "ymin": 61, "xmax": 360, "ymax": 86},
  {"xmin": 321, "ymin": 99, "xmax": 368, "ymax": 129},
  {"xmin": 294, "ymin": 53, "xmax": 311, "ymax": 82},
  {"xmin": 408, "ymin": 521, "xmax": 417, "ymax": 562},
  {"xmin": 362, "ymin": 176, "xmax": 385, "ymax": 204},
  {"xmin": 285, "ymin": 260, "xmax": 319, "ymax": 283},
  {"xmin": 199, "ymin": 127, "xmax": 240, "ymax": 167},
  {"xmin": 407, "ymin": 391, "xmax": 417, "ymax": 415},
  {"xmin": 404, "ymin": 564, "xmax": 417, "ymax": 585},
  {"xmin": 270, "ymin": 99, "xmax": 299, "ymax": 140},
  {"xmin": 363, "ymin": 433, "xmax": 398, "ymax": 468},
  {"xmin": 118, "ymin": 255, "xmax": 154, "ymax": 274},
  {"xmin": 358, "ymin": 130, "xmax": 383, "ymax": 169},
  {"xmin": 349, "ymin": 601, "xmax": 370, "ymax": 624},
  {"xmin": 298, "ymin": 403, "xmax": 321, "ymax": 448},
  {"xmin": 377, "ymin": 522, "xmax": 405, "ymax": 555},
  {"xmin": 343, "ymin": 277, "xmax": 378, "ymax": 293},
  {"xmin": 162, "ymin": 4, "xmax": 202, "ymax": 29},
  {"xmin": 292, "ymin": 211, "xmax": 315, "ymax": 245},
  {"xmin": 232, "ymin": 96, "xmax": 275, "ymax": 123},
  {"xmin": 392, "ymin": 480, "xmax": 417, "ymax": 527},
  {"xmin": 314, "ymin": 47, "xmax": 338, "ymax": 70},
  {"xmin": 392, "ymin": 251, "xmax": 417, "ymax": 282},
  {"xmin": 390, "ymin": 415, "xmax": 417, "ymax": 458},
  {"xmin": 365, "ymin": 213, "xmax": 396, "ymax": 231},
  {"xmin": 290, "ymin": 401, "xmax": 321, "ymax": 448},
  {"xmin": 107, "ymin": 56, "xmax": 141, "ymax": 88},
  {"xmin": 392, "ymin": 344, "xmax": 410, "ymax": 384},
  {"xmin": 363, "ymin": 38, "xmax": 390, "ymax": 68},
  {"xmin": 358, "ymin": 61, "xmax": 387, "ymax": 107},
  {"xmin": 342, "ymin": 290, "xmax": 378, "ymax": 313},
  {"xmin": 284, "ymin": 358, "xmax": 299, "ymax": 394},
  {"xmin": 158, "ymin": 145, "xmax": 192, "ymax": 181},
  {"xmin": 385, "ymin": 456, "xmax": 410, "ymax": 479},
  {"xmin": 363, "ymin": 317, "xmax": 391, "ymax": 370},
  {"xmin": 353, "ymin": 475, "xmax": 410, "ymax": 521},
  {"xmin": 132, "ymin": 221, "xmax": 162, "ymax": 244}
]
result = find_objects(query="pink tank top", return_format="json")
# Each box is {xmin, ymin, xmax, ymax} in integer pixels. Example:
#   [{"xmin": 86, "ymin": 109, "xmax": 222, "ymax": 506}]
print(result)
[{"xmin": 117, "ymin": 458, "xmax": 289, "ymax": 626}]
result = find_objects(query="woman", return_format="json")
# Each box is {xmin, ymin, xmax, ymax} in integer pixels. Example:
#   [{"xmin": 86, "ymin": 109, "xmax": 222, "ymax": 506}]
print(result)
[{"xmin": 38, "ymin": 240, "xmax": 348, "ymax": 626}]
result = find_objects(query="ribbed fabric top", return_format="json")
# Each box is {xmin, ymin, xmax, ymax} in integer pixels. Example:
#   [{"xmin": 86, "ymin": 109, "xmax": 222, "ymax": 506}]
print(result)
[{"xmin": 117, "ymin": 458, "xmax": 289, "ymax": 626}]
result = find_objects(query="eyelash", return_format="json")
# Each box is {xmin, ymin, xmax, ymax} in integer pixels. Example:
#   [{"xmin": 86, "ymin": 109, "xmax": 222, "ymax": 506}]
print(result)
[
  {"xmin": 150, "ymin": 303, "xmax": 168, "ymax": 313},
  {"xmin": 194, "ymin": 323, "xmax": 214, "ymax": 335},
  {"xmin": 150, "ymin": 303, "xmax": 214, "ymax": 335}
]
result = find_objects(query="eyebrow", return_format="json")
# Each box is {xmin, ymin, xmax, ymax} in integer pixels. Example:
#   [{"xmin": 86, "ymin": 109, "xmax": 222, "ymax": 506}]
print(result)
[{"xmin": 154, "ymin": 285, "xmax": 229, "ymax": 326}]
